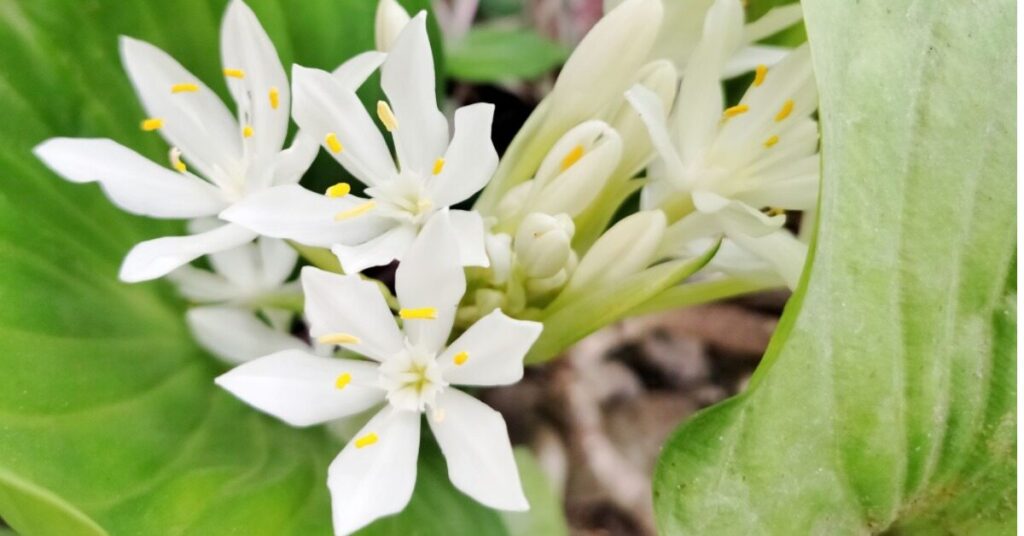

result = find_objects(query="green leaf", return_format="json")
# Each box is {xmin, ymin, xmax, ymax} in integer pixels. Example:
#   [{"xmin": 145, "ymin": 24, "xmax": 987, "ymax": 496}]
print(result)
[
  {"xmin": 0, "ymin": 1, "xmax": 505, "ymax": 535},
  {"xmin": 447, "ymin": 27, "xmax": 567, "ymax": 82},
  {"xmin": 654, "ymin": 1, "xmax": 1015, "ymax": 534},
  {"xmin": 500, "ymin": 448, "xmax": 569, "ymax": 536}
]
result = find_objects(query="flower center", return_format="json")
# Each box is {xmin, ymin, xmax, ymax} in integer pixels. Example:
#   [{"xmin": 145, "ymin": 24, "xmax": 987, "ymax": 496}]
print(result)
[
  {"xmin": 365, "ymin": 171, "xmax": 436, "ymax": 226},
  {"xmin": 378, "ymin": 343, "xmax": 447, "ymax": 412}
]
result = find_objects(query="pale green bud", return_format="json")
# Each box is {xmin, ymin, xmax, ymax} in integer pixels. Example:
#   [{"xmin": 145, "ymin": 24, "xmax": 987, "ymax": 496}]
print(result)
[
  {"xmin": 515, "ymin": 213, "xmax": 576, "ymax": 279},
  {"xmin": 565, "ymin": 210, "xmax": 667, "ymax": 294},
  {"xmin": 375, "ymin": 0, "xmax": 411, "ymax": 52},
  {"xmin": 530, "ymin": 121, "xmax": 623, "ymax": 218}
]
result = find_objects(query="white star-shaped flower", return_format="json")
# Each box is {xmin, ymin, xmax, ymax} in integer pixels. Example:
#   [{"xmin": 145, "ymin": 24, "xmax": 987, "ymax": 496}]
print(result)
[
  {"xmin": 216, "ymin": 211, "xmax": 541, "ymax": 535},
  {"xmin": 221, "ymin": 13, "xmax": 496, "ymax": 274}
]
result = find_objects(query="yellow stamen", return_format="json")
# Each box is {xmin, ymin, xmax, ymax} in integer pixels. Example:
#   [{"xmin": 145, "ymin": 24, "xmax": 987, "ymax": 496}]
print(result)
[
  {"xmin": 325, "ymin": 132, "xmax": 344, "ymax": 154},
  {"xmin": 169, "ymin": 147, "xmax": 187, "ymax": 173},
  {"xmin": 399, "ymin": 307, "xmax": 437, "ymax": 320},
  {"xmin": 432, "ymin": 157, "xmax": 445, "ymax": 175},
  {"xmin": 775, "ymin": 99, "xmax": 794, "ymax": 122},
  {"xmin": 140, "ymin": 118, "xmax": 163, "ymax": 131},
  {"xmin": 560, "ymin": 145, "xmax": 585, "ymax": 172},
  {"xmin": 242, "ymin": 125, "xmax": 254, "ymax": 138},
  {"xmin": 453, "ymin": 351, "xmax": 469, "ymax": 366},
  {"xmin": 763, "ymin": 135, "xmax": 780, "ymax": 148},
  {"xmin": 765, "ymin": 207, "xmax": 786, "ymax": 217},
  {"xmin": 753, "ymin": 65, "xmax": 768, "ymax": 87},
  {"xmin": 723, "ymin": 104, "xmax": 750, "ymax": 118},
  {"xmin": 269, "ymin": 87, "xmax": 280, "ymax": 110},
  {"xmin": 335, "ymin": 373, "xmax": 352, "ymax": 390},
  {"xmin": 334, "ymin": 200, "xmax": 376, "ymax": 221},
  {"xmin": 355, "ymin": 433, "xmax": 378, "ymax": 449},
  {"xmin": 171, "ymin": 83, "xmax": 199, "ymax": 94},
  {"xmin": 377, "ymin": 100, "xmax": 398, "ymax": 132},
  {"xmin": 318, "ymin": 333, "xmax": 361, "ymax": 345},
  {"xmin": 325, "ymin": 182, "xmax": 351, "ymax": 198},
  {"xmin": 223, "ymin": 68, "xmax": 246, "ymax": 79}
]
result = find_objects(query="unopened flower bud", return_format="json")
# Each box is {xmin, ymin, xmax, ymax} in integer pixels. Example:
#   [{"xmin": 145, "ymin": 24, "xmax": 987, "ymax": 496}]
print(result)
[
  {"xmin": 484, "ymin": 233, "xmax": 514, "ymax": 284},
  {"xmin": 530, "ymin": 121, "xmax": 623, "ymax": 217},
  {"xmin": 375, "ymin": 0, "xmax": 411, "ymax": 52},
  {"xmin": 515, "ymin": 213, "xmax": 575, "ymax": 279},
  {"xmin": 566, "ymin": 209, "xmax": 667, "ymax": 294}
]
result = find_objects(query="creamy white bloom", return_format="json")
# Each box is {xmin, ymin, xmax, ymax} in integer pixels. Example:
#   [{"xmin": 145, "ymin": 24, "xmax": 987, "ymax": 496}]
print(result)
[
  {"xmin": 223, "ymin": 13, "xmax": 494, "ymax": 274},
  {"xmin": 564, "ymin": 210, "xmax": 666, "ymax": 296},
  {"xmin": 216, "ymin": 212, "xmax": 541, "ymax": 534},
  {"xmin": 33, "ymin": 0, "xmax": 340, "ymax": 282}
]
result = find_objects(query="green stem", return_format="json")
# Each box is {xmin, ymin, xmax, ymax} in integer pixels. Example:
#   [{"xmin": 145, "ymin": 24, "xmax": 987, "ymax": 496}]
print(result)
[
  {"xmin": 626, "ymin": 277, "xmax": 780, "ymax": 317},
  {"xmin": 288, "ymin": 241, "xmax": 343, "ymax": 274}
]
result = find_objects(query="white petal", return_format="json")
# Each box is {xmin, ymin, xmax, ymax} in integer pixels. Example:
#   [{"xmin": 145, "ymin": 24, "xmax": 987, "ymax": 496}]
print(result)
[
  {"xmin": 692, "ymin": 190, "xmax": 784, "ymax": 237},
  {"xmin": 188, "ymin": 306, "xmax": 306, "ymax": 365},
  {"xmin": 119, "ymin": 37, "xmax": 242, "ymax": 187},
  {"xmin": 381, "ymin": 13, "xmax": 449, "ymax": 176},
  {"xmin": 331, "ymin": 224, "xmax": 416, "ymax": 274},
  {"xmin": 395, "ymin": 212, "xmax": 465, "ymax": 352},
  {"xmin": 167, "ymin": 265, "xmax": 240, "ymax": 302},
  {"xmin": 301, "ymin": 267, "xmax": 404, "ymax": 362},
  {"xmin": 625, "ymin": 85, "xmax": 686, "ymax": 188},
  {"xmin": 449, "ymin": 210, "xmax": 489, "ymax": 267},
  {"xmin": 258, "ymin": 236, "xmax": 299, "ymax": 287},
  {"xmin": 429, "ymin": 389, "xmax": 528, "ymax": 511},
  {"xmin": 208, "ymin": 239, "xmax": 261, "ymax": 290},
  {"xmin": 722, "ymin": 44, "xmax": 790, "ymax": 78},
  {"xmin": 292, "ymin": 65, "xmax": 397, "ymax": 186},
  {"xmin": 439, "ymin": 310, "xmax": 542, "ymax": 386},
  {"xmin": 221, "ymin": 184, "xmax": 392, "ymax": 248},
  {"xmin": 333, "ymin": 51, "xmax": 387, "ymax": 90},
  {"xmin": 375, "ymin": 0, "xmax": 412, "ymax": 51},
  {"xmin": 743, "ymin": 3, "xmax": 803, "ymax": 43},
  {"xmin": 427, "ymin": 103, "xmax": 498, "ymax": 208},
  {"xmin": 119, "ymin": 223, "xmax": 257, "ymax": 283},
  {"xmin": 215, "ymin": 349, "xmax": 385, "ymax": 426},
  {"xmin": 271, "ymin": 132, "xmax": 319, "ymax": 186},
  {"xmin": 730, "ymin": 229, "xmax": 808, "ymax": 289},
  {"xmin": 328, "ymin": 408, "xmax": 421, "ymax": 536},
  {"xmin": 34, "ymin": 138, "xmax": 226, "ymax": 218},
  {"xmin": 221, "ymin": 0, "xmax": 290, "ymax": 162}
]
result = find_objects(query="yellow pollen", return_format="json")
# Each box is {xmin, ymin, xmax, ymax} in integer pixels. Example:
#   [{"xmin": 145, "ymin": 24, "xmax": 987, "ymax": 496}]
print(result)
[
  {"xmin": 171, "ymin": 83, "xmax": 199, "ymax": 94},
  {"xmin": 318, "ymin": 333, "xmax": 361, "ymax": 345},
  {"xmin": 560, "ymin": 145, "xmax": 585, "ymax": 172},
  {"xmin": 141, "ymin": 118, "xmax": 164, "ymax": 131},
  {"xmin": 325, "ymin": 182, "xmax": 351, "ymax": 198},
  {"xmin": 243, "ymin": 125, "xmax": 254, "ymax": 138},
  {"xmin": 765, "ymin": 207, "xmax": 786, "ymax": 217},
  {"xmin": 325, "ymin": 132, "xmax": 344, "ymax": 154},
  {"xmin": 399, "ymin": 307, "xmax": 437, "ymax": 320},
  {"xmin": 763, "ymin": 135, "xmax": 780, "ymax": 148},
  {"xmin": 355, "ymin": 433, "xmax": 378, "ymax": 449},
  {"xmin": 334, "ymin": 200, "xmax": 376, "ymax": 221},
  {"xmin": 775, "ymin": 99, "xmax": 794, "ymax": 122},
  {"xmin": 377, "ymin": 100, "xmax": 398, "ymax": 132},
  {"xmin": 269, "ymin": 87, "xmax": 280, "ymax": 110},
  {"xmin": 753, "ymin": 65, "xmax": 768, "ymax": 87},
  {"xmin": 169, "ymin": 148, "xmax": 187, "ymax": 173},
  {"xmin": 723, "ymin": 104, "xmax": 750, "ymax": 118},
  {"xmin": 432, "ymin": 157, "xmax": 446, "ymax": 175},
  {"xmin": 453, "ymin": 351, "xmax": 469, "ymax": 366},
  {"xmin": 335, "ymin": 373, "xmax": 352, "ymax": 390},
  {"xmin": 223, "ymin": 68, "xmax": 246, "ymax": 79}
]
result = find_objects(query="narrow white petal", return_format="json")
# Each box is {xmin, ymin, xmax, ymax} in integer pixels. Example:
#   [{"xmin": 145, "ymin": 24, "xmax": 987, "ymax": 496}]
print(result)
[
  {"xmin": 271, "ymin": 132, "xmax": 319, "ymax": 186},
  {"xmin": 188, "ymin": 306, "xmax": 306, "ymax": 365},
  {"xmin": 625, "ymin": 85, "xmax": 686, "ymax": 188},
  {"xmin": 328, "ymin": 408, "xmax": 421, "ymax": 536},
  {"xmin": 119, "ymin": 223, "xmax": 257, "ymax": 283},
  {"xmin": 429, "ymin": 389, "xmax": 528, "ymax": 511},
  {"xmin": 208, "ymin": 239, "xmax": 261, "ymax": 290},
  {"xmin": 722, "ymin": 44, "xmax": 789, "ymax": 78},
  {"xmin": 692, "ymin": 190, "xmax": 784, "ymax": 238},
  {"xmin": 34, "ymin": 138, "xmax": 226, "ymax": 218},
  {"xmin": 215, "ymin": 349, "xmax": 385, "ymax": 426},
  {"xmin": 333, "ymin": 51, "xmax": 387, "ymax": 90},
  {"xmin": 448, "ymin": 210, "xmax": 489, "ymax": 267},
  {"xmin": 730, "ymin": 229, "xmax": 808, "ymax": 289},
  {"xmin": 167, "ymin": 265, "xmax": 240, "ymax": 302},
  {"xmin": 301, "ymin": 267, "xmax": 404, "ymax": 362},
  {"xmin": 427, "ymin": 103, "xmax": 498, "ymax": 208},
  {"xmin": 331, "ymin": 224, "xmax": 416, "ymax": 274},
  {"xmin": 743, "ymin": 3, "xmax": 803, "ymax": 43},
  {"xmin": 380, "ymin": 13, "xmax": 449, "ymax": 176},
  {"xmin": 257, "ymin": 236, "xmax": 299, "ymax": 287},
  {"xmin": 439, "ymin": 310, "xmax": 542, "ymax": 386}
]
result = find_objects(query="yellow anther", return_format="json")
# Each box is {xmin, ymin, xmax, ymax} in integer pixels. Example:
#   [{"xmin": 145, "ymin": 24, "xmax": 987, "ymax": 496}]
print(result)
[
  {"xmin": 269, "ymin": 87, "xmax": 280, "ymax": 110},
  {"xmin": 169, "ymin": 147, "xmax": 187, "ymax": 173},
  {"xmin": 141, "ymin": 118, "xmax": 164, "ymax": 131},
  {"xmin": 775, "ymin": 99, "xmax": 794, "ymax": 122},
  {"xmin": 377, "ymin": 100, "xmax": 398, "ymax": 132},
  {"xmin": 242, "ymin": 125, "xmax": 254, "ymax": 138},
  {"xmin": 325, "ymin": 132, "xmax": 344, "ymax": 154},
  {"xmin": 432, "ymin": 157, "xmax": 446, "ymax": 175},
  {"xmin": 355, "ymin": 433, "xmax": 378, "ymax": 449},
  {"xmin": 765, "ymin": 207, "xmax": 786, "ymax": 217},
  {"xmin": 399, "ymin": 307, "xmax": 437, "ymax": 320},
  {"xmin": 335, "ymin": 373, "xmax": 352, "ymax": 390},
  {"xmin": 723, "ymin": 104, "xmax": 750, "ymax": 118},
  {"xmin": 334, "ymin": 200, "xmax": 376, "ymax": 221},
  {"xmin": 171, "ymin": 83, "xmax": 199, "ymax": 94},
  {"xmin": 318, "ymin": 333, "xmax": 361, "ymax": 345},
  {"xmin": 453, "ymin": 351, "xmax": 469, "ymax": 366},
  {"xmin": 753, "ymin": 65, "xmax": 768, "ymax": 87},
  {"xmin": 223, "ymin": 68, "xmax": 246, "ymax": 79},
  {"xmin": 763, "ymin": 135, "xmax": 780, "ymax": 148},
  {"xmin": 325, "ymin": 182, "xmax": 352, "ymax": 198},
  {"xmin": 560, "ymin": 145, "xmax": 585, "ymax": 172}
]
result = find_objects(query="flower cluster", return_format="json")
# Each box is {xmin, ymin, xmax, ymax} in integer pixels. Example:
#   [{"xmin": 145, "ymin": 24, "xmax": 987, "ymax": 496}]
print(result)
[{"xmin": 34, "ymin": 0, "xmax": 818, "ymax": 533}]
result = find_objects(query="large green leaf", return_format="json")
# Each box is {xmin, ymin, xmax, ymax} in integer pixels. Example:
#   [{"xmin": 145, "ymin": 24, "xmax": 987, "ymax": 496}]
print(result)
[
  {"xmin": 446, "ymin": 26, "xmax": 568, "ymax": 83},
  {"xmin": 653, "ymin": 0, "xmax": 1015, "ymax": 534},
  {"xmin": 0, "ymin": 1, "xmax": 513, "ymax": 534}
]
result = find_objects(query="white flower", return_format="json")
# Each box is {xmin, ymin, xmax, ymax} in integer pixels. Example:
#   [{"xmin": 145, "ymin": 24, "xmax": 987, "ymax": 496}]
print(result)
[
  {"xmin": 625, "ymin": 0, "xmax": 818, "ymax": 287},
  {"xmin": 222, "ymin": 13, "xmax": 495, "ymax": 274},
  {"xmin": 216, "ymin": 211, "xmax": 542, "ymax": 534},
  {"xmin": 375, "ymin": 0, "xmax": 412, "ymax": 51}
]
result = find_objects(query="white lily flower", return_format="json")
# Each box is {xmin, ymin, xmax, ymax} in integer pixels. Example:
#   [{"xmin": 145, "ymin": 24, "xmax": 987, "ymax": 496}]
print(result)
[
  {"xmin": 223, "ymin": 13, "xmax": 495, "ymax": 274},
  {"xmin": 32, "ymin": 0, "xmax": 336, "ymax": 282},
  {"xmin": 216, "ymin": 212, "xmax": 541, "ymax": 534}
]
